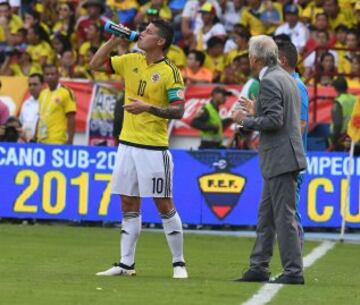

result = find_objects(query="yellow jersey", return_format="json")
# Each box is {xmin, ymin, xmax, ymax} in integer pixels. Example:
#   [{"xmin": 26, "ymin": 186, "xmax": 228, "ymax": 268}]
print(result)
[
  {"xmin": 37, "ymin": 85, "xmax": 77, "ymax": 144},
  {"xmin": 328, "ymin": 9, "xmax": 356, "ymax": 30},
  {"xmin": 204, "ymin": 53, "xmax": 226, "ymax": 74},
  {"xmin": 27, "ymin": 41, "xmax": 55, "ymax": 65},
  {"xmin": 0, "ymin": 14, "xmax": 23, "ymax": 42},
  {"xmin": 9, "ymin": 63, "xmax": 42, "ymax": 77},
  {"xmin": 166, "ymin": 44, "xmax": 187, "ymax": 69},
  {"xmin": 109, "ymin": 53, "xmax": 185, "ymax": 149}
]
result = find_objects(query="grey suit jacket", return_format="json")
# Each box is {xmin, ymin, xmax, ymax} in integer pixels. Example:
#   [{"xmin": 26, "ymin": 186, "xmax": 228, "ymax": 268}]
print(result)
[{"xmin": 243, "ymin": 65, "xmax": 307, "ymax": 179}]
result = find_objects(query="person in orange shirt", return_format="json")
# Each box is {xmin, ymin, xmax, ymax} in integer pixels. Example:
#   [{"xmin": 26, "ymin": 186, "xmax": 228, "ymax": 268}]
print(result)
[{"xmin": 181, "ymin": 50, "xmax": 213, "ymax": 85}]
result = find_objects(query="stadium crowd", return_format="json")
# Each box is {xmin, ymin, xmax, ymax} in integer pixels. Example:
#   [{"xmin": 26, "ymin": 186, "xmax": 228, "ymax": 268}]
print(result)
[
  {"xmin": 0, "ymin": 0, "xmax": 359, "ymax": 149},
  {"xmin": 0, "ymin": 0, "xmax": 358, "ymax": 85}
]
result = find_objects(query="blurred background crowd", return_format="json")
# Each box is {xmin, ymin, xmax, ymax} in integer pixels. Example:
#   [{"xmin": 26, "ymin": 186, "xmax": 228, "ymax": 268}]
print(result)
[{"xmin": 0, "ymin": 0, "xmax": 358, "ymax": 85}]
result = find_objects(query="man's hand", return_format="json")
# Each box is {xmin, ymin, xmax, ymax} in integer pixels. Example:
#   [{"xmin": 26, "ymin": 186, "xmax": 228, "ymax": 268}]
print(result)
[
  {"xmin": 239, "ymin": 95, "xmax": 256, "ymax": 115},
  {"xmin": 232, "ymin": 109, "xmax": 247, "ymax": 123},
  {"xmin": 123, "ymin": 97, "xmax": 151, "ymax": 114}
]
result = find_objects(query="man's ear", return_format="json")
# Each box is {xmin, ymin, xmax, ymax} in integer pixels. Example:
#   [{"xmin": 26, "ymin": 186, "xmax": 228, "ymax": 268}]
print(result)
[{"xmin": 157, "ymin": 37, "xmax": 166, "ymax": 48}]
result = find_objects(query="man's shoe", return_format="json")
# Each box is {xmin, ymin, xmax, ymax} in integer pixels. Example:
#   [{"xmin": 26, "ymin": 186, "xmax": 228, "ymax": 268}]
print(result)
[
  {"xmin": 268, "ymin": 274, "xmax": 304, "ymax": 285},
  {"xmin": 173, "ymin": 262, "xmax": 188, "ymax": 279},
  {"xmin": 233, "ymin": 269, "xmax": 270, "ymax": 282},
  {"xmin": 96, "ymin": 263, "xmax": 136, "ymax": 276}
]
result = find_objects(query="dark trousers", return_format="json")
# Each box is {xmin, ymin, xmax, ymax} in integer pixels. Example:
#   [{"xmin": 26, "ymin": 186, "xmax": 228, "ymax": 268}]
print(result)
[
  {"xmin": 249, "ymin": 171, "xmax": 303, "ymax": 276},
  {"xmin": 199, "ymin": 140, "xmax": 222, "ymax": 149}
]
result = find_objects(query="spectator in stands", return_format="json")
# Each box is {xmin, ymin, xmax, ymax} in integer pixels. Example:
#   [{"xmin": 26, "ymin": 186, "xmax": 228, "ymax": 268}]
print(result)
[
  {"xmin": 106, "ymin": 0, "xmax": 139, "ymax": 28},
  {"xmin": 240, "ymin": 0, "xmax": 282, "ymax": 35},
  {"xmin": 222, "ymin": 53, "xmax": 251, "ymax": 85},
  {"xmin": 204, "ymin": 36, "xmax": 226, "ymax": 82},
  {"xmin": 220, "ymin": 0, "xmax": 244, "ymax": 32},
  {"xmin": 330, "ymin": 77, "xmax": 357, "ymax": 152},
  {"xmin": 24, "ymin": 8, "xmax": 50, "ymax": 35},
  {"xmin": 59, "ymin": 50, "xmax": 77, "ymax": 79},
  {"xmin": 275, "ymin": 4, "xmax": 309, "ymax": 53},
  {"xmin": 51, "ymin": 33, "xmax": 72, "ymax": 65},
  {"xmin": 182, "ymin": 50, "xmax": 213, "ymax": 85},
  {"xmin": 303, "ymin": 29, "xmax": 338, "ymax": 80},
  {"xmin": 338, "ymin": 30, "xmax": 360, "ymax": 74},
  {"xmin": 190, "ymin": 86, "xmax": 233, "ymax": 149},
  {"xmin": 79, "ymin": 21, "xmax": 104, "ymax": 65},
  {"xmin": 26, "ymin": 24, "xmax": 54, "ymax": 66},
  {"xmin": 19, "ymin": 73, "xmax": 43, "ymax": 141},
  {"xmin": 135, "ymin": 0, "xmax": 172, "ymax": 24},
  {"xmin": 76, "ymin": 0, "xmax": 110, "ymax": 46},
  {"xmin": 52, "ymin": 2, "xmax": 76, "ymax": 39},
  {"xmin": 259, "ymin": 0, "xmax": 282, "ymax": 32},
  {"xmin": 0, "ymin": 0, "xmax": 23, "ymax": 43},
  {"xmin": 333, "ymin": 24, "xmax": 349, "ymax": 49},
  {"xmin": 323, "ymin": 0, "xmax": 356, "ymax": 30},
  {"xmin": 9, "ymin": 50, "xmax": 42, "ymax": 76},
  {"xmin": 36, "ymin": 64, "xmax": 76, "ymax": 145},
  {"xmin": 225, "ymin": 24, "xmax": 250, "ymax": 64},
  {"xmin": 75, "ymin": 46, "xmax": 109, "ymax": 81},
  {"xmin": 166, "ymin": 43, "xmax": 187, "ymax": 69},
  {"xmin": 193, "ymin": 2, "xmax": 226, "ymax": 51},
  {"xmin": 181, "ymin": 0, "xmax": 221, "ymax": 49},
  {"xmin": 317, "ymin": 52, "xmax": 336, "ymax": 86},
  {"xmin": 304, "ymin": 13, "xmax": 336, "ymax": 53},
  {"xmin": 301, "ymin": 0, "xmax": 324, "ymax": 25},
  {"xmin": 347, "ymin": 55, "xmax": 360, "ymax": 88}
]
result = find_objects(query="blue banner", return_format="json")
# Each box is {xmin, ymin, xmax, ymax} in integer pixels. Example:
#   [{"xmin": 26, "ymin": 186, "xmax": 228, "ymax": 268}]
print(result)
[{"xmin": 0, "ymin": 143, "xmax": 359, "ymax": 227}]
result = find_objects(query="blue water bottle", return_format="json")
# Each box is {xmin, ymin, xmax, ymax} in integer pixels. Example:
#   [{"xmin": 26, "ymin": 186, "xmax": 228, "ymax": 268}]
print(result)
[{"xmin": 104, "ymin": 20, "xmax": 139, "ymax": 42}]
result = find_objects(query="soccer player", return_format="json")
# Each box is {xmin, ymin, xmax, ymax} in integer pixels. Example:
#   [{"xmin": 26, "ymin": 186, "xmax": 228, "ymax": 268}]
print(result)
[{"xmin": 90, "ymin": 19, "xmax": 188, "ymax": 279}]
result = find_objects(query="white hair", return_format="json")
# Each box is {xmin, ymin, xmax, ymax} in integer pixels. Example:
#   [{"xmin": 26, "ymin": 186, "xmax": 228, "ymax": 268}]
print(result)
[{"xmin": 249, "ymin": 35, "xmax": 278, "ymax": 66}]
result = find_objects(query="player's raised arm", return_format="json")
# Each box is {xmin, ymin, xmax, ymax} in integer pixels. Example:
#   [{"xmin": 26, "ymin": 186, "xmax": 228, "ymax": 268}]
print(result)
[{"xmin": 89, "ymin": 36, "xmax": 122, "ymax": 72}]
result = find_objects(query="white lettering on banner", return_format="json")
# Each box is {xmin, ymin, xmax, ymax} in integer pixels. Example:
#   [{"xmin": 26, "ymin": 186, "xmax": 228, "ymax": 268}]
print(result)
[
  {"xmin": 51, "ymin": 149, "xmax": 90, "ymax": 169},
  {"xmin": 306, "ymin": 156, "xmax": 360, "ymax": 176},
  {"xmin": 50, "ymin": 148, "xmax": 116, "ymax": 170},
  {"xmin": 0, "ymin": 147, "xmax": 45, "ymax": 167}
]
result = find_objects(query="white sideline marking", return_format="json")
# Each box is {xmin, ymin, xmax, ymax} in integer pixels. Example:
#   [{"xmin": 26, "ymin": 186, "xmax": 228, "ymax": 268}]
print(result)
[{"xmin": 241, "ymin": 241, "xmax": 335, "ymax": 305}]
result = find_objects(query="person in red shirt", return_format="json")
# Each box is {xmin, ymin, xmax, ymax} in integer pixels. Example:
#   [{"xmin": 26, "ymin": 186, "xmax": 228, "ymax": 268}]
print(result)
[{"xmin": 75, "ymin": 0, "xmax": 110, "ymax": 45}]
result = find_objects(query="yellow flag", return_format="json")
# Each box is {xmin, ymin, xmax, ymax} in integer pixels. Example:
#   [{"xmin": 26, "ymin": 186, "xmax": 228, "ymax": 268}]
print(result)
[{"xmin": 347, "ymin": 97, "xmax": 360, "ymax": 142}]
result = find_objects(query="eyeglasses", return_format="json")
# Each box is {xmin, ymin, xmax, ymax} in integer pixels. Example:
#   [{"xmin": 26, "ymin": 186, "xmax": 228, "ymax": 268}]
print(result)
[
  {"xmin": 28, "ymin": 83, "xmax": 40, "ymax": 87},
  {"xmin": 59, "ymin": 7, "xmax": 69, "ymax": 12}
]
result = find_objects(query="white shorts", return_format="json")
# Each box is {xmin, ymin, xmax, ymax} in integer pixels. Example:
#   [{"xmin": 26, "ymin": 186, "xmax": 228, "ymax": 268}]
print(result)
[{"xmin": 111, "ymin": 144, "xmax": 173, "ymax": 198}]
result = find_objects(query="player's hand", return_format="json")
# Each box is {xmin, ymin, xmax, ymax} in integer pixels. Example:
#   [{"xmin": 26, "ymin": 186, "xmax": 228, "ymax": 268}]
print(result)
[
  {"xmin": 239, "ymin": 95, "xmax": 256, "ymax": 115},
  {"xmin": 124, "ymin": 98, "xmax": 151, "ymax": 114}
]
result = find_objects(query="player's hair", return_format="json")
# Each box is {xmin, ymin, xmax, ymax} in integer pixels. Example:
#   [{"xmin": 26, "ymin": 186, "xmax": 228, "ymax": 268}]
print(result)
[
  {"xmin": 249, "ymin": 35, "xmax": 278, "ymax": 66},
  {"xmin": 277, "ymin": 40, "xmax": 298, "ymax": 69},
  {"xmin": 188, "ymin": 50, "xmax": 205, "ymax": 66},
  {"xmin": 29, "ymin": 73, "xmax": 44, "ymax": 83},
  {"xmin": 151, "ymin": 19, "xmax": 174, "ymax": 51}
]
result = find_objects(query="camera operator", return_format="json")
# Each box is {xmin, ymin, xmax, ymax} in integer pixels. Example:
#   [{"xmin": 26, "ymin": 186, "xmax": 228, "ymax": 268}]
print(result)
[{"xmin": 0, "ymin": 116, "xmax": 26, "ymax": 142}]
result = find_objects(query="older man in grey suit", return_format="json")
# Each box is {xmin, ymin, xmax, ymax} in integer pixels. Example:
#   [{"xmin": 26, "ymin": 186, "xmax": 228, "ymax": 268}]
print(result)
[{"xmin": 232, "ymin": 35, "xmax": 307, "ymax": 285}]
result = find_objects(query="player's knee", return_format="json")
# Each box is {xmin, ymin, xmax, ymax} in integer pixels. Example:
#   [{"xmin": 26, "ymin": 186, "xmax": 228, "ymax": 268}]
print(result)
[{"xmin": 121, "ymin": 196, "xmax": 140, "ymax": 212}]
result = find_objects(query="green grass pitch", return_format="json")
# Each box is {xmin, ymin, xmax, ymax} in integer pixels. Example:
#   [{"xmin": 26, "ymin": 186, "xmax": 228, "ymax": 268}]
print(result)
[{"xmin": 0, "ymin": 224, "xmax": 359, "ymax": 305}]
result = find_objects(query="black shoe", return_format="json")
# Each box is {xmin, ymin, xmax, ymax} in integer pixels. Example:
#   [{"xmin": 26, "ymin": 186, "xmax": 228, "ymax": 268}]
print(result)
[
  {"xmin": 268, "ymin": 274, "xmax": 304, "ymax": 285},
  {"xmin": 233, "ymin": 269, "xmax": 270, "ymax": 282}
]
